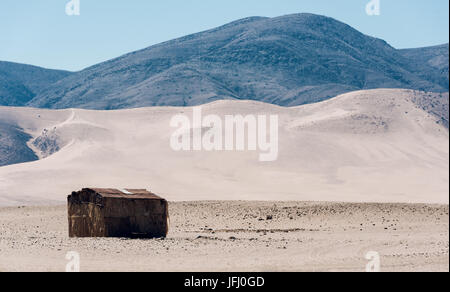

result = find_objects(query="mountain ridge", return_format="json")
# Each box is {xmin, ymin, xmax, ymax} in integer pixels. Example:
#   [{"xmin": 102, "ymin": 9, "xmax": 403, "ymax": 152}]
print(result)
[
  {"xmin": 1, "ymin": 13, "xmax": 448, "ymax": 109},
  {"xmin": 22, "ymin": 13, "xmax": 448, "ymax": 110},
  {"xmin": 0, "ymin": 61, "xmax": 72, "ymax": 106},
  {"xmin": 399, "ymin": 43, "xmax": 449, "ymax": 79}
]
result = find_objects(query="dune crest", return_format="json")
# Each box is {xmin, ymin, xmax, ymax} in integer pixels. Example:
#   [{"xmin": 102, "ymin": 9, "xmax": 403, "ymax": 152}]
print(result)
[{"xmin": 0, "ymin": 89, "xmax": 448, "ymax": 206}]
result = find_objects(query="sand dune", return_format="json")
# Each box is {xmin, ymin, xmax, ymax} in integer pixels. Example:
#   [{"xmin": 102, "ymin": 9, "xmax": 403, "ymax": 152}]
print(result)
[{"xmin": 0, "ymin": 89, "xmax": 448, "ymax": 206}]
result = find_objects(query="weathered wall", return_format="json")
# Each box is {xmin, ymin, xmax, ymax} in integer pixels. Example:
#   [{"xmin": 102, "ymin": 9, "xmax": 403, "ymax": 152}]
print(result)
[
  {"xmin": 68, "ymin": 200, "xmax": 106, "ymax": 237},
  {"xmin": 68, "ymin": 189, "xmax": 168, "ymax": 238},
  {"xmin": 103, "ymin": 198, "xmax": 168, "ymax": 238}
]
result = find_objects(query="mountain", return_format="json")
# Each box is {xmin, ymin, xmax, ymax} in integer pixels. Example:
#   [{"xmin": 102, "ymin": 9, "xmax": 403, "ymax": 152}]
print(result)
[
  {"xmin": 26, "ymin": 13, "xmax": 449, "ymax": 110},
  {"xmin": 0, "ymin": 121, "xmax": 38, "ymax": 166},
  {"xmin": 400, "ymin": 44, "xmax": 449, "ymax": 82},
  {"xmin": 0, "ymin": 89, "xmax": 448, "ymax": 206},
  {"xmin": 0, "ymin": 61, "xmax": 72, "ymax": 106}
]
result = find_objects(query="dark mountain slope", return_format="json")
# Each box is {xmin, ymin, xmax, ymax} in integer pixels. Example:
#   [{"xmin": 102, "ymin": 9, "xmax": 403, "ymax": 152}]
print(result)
[
  {"xmin": 0, "ymin": 121, "xmax": 38, "ymax": 166},
  {"xmin": 0, "ymin": 62, "xmax": 72, "ymax": 106},
  {"xmin": 400, "ymin": 44, "xmax": 449, "ymax": 85},
  {"xmin": 20, "ymin": 13, "xmax": 450, "ymax": 109}
]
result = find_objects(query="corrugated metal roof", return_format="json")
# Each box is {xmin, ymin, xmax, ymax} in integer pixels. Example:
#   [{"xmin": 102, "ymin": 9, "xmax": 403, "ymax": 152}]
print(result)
[{"xmin": 85, "ymin": 188, "xmax": 163, "ymax": 200}]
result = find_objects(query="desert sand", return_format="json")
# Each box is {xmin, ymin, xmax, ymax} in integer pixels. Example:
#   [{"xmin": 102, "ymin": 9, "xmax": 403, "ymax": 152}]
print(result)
[
  {"xmin": 0, "ymin": 89, "xmax": 448, "ymax": 206},
  {"xmin": 0, "ymin": 89, "xmax": 448, "ymax": 272},
  {"xmin": 0, "ymin": 201, "xmax": 448, "ymax": 272}
]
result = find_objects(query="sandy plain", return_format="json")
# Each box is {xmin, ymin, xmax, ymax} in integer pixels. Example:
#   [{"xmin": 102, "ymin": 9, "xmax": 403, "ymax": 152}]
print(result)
[{"xmin": 0, "ymin": 201, "xmax": 448, "ymax": 272}]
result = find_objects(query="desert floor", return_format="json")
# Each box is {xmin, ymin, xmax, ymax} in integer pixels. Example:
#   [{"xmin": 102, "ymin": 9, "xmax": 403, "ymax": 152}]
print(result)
[{"xmin": 0, "ymin": 201, "xmax": 448, "ymax": 272}]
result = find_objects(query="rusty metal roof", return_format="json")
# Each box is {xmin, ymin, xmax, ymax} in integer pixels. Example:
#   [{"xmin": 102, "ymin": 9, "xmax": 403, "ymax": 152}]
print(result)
[{"xmin": 85, "ymin": 188, "xmax": 164, "ymax": 200}]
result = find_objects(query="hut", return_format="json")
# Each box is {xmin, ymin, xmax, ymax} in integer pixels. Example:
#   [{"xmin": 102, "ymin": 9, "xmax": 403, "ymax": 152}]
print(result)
[{"xmin": 68, "ymin": 188, "xmax": 168, "ymax": 238}]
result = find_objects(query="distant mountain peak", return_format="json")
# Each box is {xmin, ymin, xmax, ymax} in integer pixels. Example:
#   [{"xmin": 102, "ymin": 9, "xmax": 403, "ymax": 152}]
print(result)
[
  {"xmin": 1, "ymin": 14, "xmax": 448, "ymax": 109},
  {"xmin": 217, "ymin": 16, "xmax": 269, "ymax": 27}
]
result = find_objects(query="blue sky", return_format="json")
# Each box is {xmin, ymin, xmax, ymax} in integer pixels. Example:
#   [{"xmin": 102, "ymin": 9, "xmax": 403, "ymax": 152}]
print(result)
[{"xmin": 0, "ymin": 0, "xmax": 448, "ymax": 71}]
